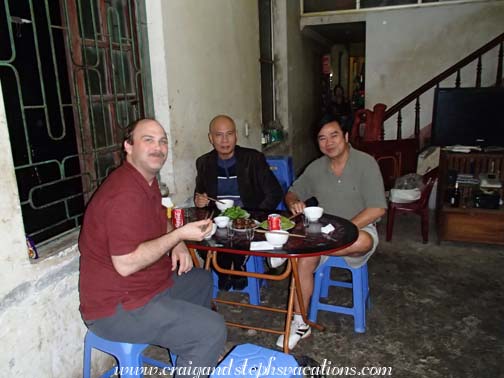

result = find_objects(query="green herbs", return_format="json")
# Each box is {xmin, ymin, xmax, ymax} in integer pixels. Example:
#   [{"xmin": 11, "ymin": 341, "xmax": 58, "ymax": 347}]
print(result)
[{"xmin": 220, "ymin": 206, "xmax": 249, "ymax": 220}]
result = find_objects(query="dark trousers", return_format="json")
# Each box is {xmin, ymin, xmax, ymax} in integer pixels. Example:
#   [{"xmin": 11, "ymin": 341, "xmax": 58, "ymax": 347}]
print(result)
[{"xmin": 84, "ymin": 268, "xmax": 226, "ymax": 378}]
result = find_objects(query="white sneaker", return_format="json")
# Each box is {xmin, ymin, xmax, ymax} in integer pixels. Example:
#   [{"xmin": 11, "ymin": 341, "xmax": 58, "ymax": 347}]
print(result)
[
  {"xmin": 269, "ymin": 257, "xmax": 287, "ymax": 268},
  {"xmin": 276, "ymin": 319, "xmax": 311, "ymax": 350}
]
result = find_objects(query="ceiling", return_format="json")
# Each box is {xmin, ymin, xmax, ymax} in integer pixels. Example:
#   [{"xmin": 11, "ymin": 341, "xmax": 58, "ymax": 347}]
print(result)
[{"xmin": 305, "ymin": 22, "xmax": 366, "ymax": 45}]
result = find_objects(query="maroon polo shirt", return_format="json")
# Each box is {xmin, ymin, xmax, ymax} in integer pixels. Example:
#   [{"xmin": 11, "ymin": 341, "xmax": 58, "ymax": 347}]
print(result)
[{"xmin": 78, "ymin": 161, "xmax": 172, "ymax": 320}]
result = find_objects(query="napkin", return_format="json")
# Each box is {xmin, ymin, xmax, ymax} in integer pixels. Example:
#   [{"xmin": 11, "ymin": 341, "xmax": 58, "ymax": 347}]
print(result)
[
  {"xmin": 161, "ymin": 197, "xmax": 173, "ymax": 208},
  {"xmin": 250, "ymin": 241, "xmax": 275, "ymax": 251},
  {"xmin": 321, "ymin": 223, "xmax": 335, "ymax": 234}
]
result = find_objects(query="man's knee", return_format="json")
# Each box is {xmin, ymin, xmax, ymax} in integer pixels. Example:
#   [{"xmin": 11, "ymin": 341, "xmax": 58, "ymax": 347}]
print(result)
[
  {"xmin": 206, "ymin": 312, "xmax": 227, "ymax": 346},
  {"xmin": 354, "ymin": 231, "xmax": 374, "ymax": 253}
]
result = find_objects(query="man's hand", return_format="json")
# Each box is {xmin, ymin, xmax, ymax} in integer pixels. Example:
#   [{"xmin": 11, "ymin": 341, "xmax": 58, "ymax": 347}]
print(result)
[
  {"xmin": 171, "ymin": 247, "xmax": 193, "ymax": 275},
  {"xmin": 176, "ymin": 219, "xmax": 213, "ymax": 241},
  {"xmin": 194, "ymin": 192, "xmax": 210, "ymax": 208},
  {"xmin": 288, "ymin": 200, "xmax": 306, "ymax": 215}
]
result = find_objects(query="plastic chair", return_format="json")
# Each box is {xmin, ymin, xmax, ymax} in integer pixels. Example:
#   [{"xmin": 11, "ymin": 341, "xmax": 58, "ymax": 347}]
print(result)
[
  {"xmin": 308, "ymin": 256, "xmax": 370, "ymax": 333},
  {"xmin": 212, "ymin": 255, "xmax": 266, "ymax": 305},
  {"xmin": 83, "ymin": 330, "xmax": 176, "ymax": 378},
  {"xmin": 266, "ymin": 156, "xmax": 295, "ymax": 210},
  {"xmin": 386, "ymin": 176, "xmax": 435, "ymax": 244},
  {"xmin": 213, "ymin": 343, "xmax": 300, "ymax": 377}
]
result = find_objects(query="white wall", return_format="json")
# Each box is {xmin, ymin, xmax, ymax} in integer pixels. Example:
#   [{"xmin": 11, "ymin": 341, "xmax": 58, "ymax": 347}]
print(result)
[
  {"xmin": 155, "ymin": 0, "xmax": 262, "ymax": 205},
  {"xmin": 301, "ymin": 1, "xmax": 504, "ymax": 139},
  {"xmin": 273, "ymin": 0, "xmax": 321, "ymax": 173},
  {"xmin": 0, "ymin": 1, "xmax": 262, "ymax": 375}
]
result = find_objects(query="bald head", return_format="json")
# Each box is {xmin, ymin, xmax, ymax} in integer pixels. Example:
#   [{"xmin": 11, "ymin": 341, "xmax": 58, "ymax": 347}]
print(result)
[{"xmin": 208, "ymin": 115, "xmax": 237, "ymax": 159}]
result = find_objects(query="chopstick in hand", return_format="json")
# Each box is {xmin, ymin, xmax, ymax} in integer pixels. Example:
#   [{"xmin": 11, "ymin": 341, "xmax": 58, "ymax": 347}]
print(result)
[
  {"xmin": 205, "ymin": 195, "xmax": 225, "ymax": 205},
  {"xmin": 199, "ymin": 210, "xmax": 214, "ymax": 231},
  {"xmin": 288, "ymin": 213, "xmax": 302, "ymax": 220}
]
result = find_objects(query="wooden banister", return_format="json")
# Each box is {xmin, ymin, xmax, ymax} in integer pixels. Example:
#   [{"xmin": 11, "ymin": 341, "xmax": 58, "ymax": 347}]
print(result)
[{"xmin": 385, "ymin": 32, "xmax": 504, "ymax": 123}]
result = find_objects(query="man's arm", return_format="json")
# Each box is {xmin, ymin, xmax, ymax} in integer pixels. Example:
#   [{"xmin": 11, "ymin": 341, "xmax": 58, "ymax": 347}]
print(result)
[
  {"xmin": 111, "ymin": 219, "xmax": 211, "ymax": 277},
  {"xmin": 351, "ymin": 207, "xmax": 386, "ymax": 229}
]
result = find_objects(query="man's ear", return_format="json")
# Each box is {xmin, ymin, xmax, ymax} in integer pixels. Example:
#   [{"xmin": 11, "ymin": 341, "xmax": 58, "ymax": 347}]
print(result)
[
  {"xmin": 208, "ymin": 133, "xmax": 213, "ymax": 146},
  {"xmin": 345, "ymin": 132, "xmax": 349, "ymax": 143},
  {"xmin": 124, "ymin": 140, "xmax": 132, "ymax": 155}
]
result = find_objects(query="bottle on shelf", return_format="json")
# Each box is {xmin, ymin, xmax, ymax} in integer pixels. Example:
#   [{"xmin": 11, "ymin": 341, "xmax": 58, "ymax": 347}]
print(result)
[{"xmin": 450, "ymin": 182, "xmax": 461, "ymax": 207}]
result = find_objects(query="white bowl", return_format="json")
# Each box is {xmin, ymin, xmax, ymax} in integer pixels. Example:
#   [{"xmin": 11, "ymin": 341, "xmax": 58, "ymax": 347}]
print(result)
[
  {"xmin": 204, "ymin": 223, "xmax": 218, "ymax": 239},
  {"xmin": 216, "ymin": 199, "xmax": 234, "ymax": 211},
  {"xmin": 303, "ymin": 206, "xmax": 324, "ymax": 222},
  {"xmin": 213, "ymin": 216, "xmax": 230, "ymax": 228},
  {"xmin": 265, "ymin": 230, "xmax": 289, "ymax": 248}
]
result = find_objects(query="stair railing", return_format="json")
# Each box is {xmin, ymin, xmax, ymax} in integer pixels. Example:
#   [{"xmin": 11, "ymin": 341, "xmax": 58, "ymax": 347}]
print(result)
[{"xmin": 383, "ymin": 32, "xmax": 504, "ymax": 141}]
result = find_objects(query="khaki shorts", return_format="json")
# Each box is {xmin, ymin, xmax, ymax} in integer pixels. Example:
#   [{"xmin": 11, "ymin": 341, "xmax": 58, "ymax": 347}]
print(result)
[{"xmin": 319, "ymin": 223, "xmax": 379, "ymax": 269}]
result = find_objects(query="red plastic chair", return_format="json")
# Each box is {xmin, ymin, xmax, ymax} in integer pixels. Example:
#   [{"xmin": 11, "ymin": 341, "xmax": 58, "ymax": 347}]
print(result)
[{"xmin": 386, "ymin": 176, "xmax": 436, "ymax": 244}]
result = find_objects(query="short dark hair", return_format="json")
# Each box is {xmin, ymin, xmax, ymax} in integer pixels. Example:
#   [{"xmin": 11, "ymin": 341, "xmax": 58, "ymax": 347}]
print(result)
[
  {"xmin": 123, "ymin": 117, "xmax": 158, "ymax": 146},
  {"xmin": 315, "ymin": 113, "xmax": 351, "ymax": 137}
]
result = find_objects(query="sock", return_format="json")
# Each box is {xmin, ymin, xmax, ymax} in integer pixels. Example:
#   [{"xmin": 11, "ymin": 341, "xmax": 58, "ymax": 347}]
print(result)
[{"xmin": 293, "ymin": 314, "xmax": 304, "ymax": 324}]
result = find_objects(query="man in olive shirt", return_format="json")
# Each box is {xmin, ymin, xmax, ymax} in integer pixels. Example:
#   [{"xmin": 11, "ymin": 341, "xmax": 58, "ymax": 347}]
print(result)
[{"xmin": 278, "ymin": 114, "xmax": 386, "ymax": 349}]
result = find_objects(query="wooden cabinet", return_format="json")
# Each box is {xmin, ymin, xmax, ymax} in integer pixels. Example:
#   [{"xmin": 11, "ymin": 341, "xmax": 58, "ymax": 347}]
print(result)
[{"xmin": 436, "ymin": 150, "xmax": 504, "ymax": 245}]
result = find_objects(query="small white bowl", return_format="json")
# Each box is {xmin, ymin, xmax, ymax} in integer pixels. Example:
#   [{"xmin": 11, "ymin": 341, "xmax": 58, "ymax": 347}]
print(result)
[
  {"xmin": 213, "ymin": 216, "xmax": 230, "ymax": 228},
  {"xmin": 216, "ymin": 199, "xmax": 234, "ymax": 211},
  {"xmin": 204, "ymin": 223, "xmax": 218, "ymax": 239},
  {"xmin": 303, "ymin": 206, "xmax": 324, "ymax": 222},
  {"xmin": 265, "ymin": 230, "xmax": 289, "ymax": 248}
]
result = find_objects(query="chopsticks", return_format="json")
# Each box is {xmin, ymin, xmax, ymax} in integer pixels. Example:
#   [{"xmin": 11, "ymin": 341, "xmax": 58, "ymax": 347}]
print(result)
[
  {"xmin": 199, "ymin": 210, "xmax": 214, "ymax": 231},
  {"xmin": 206, "ymin": 195, "xmax": 225, "ymax": 205},
  {"xmin": 255, "ymin": 229, "xmax": 306, "ymax": 238}
]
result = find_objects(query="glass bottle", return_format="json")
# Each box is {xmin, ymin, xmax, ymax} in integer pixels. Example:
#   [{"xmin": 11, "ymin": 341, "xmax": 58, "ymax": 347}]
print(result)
[{"xmin": 450, "ymin": 182, "xmax": 460, "ymax": 207}]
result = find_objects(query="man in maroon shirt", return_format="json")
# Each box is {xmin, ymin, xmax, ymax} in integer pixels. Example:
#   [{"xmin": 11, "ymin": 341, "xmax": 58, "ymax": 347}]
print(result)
[{"xmin": 79, "ymin": 118, "xmax": 226, "ymax": 377}]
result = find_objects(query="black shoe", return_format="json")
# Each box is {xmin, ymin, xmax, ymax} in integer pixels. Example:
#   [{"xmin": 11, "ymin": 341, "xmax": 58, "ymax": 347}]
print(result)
[
  {"xmin": 232, "ymin": 276, "xmax": 248, "ymax": 291},
  {"xmin": 218, "ymin": 275, "xmax": 233, "ymax": 291}
]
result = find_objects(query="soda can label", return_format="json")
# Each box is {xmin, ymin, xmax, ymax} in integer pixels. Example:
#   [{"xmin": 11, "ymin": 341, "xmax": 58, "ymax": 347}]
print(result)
[
  {"xmin": 268, "ymin": 214, "xmax": 281, "ymax": 231},
  {"xmin": 172, "ymin": 208, "xmax": 185, "ymax": 228}
]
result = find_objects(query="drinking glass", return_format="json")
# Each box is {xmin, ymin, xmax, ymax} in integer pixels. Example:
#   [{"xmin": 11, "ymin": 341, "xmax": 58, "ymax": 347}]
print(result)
[
  {"xmin": 227, "ymin": 223, "xmax": 235, "ymax": 239},
  {"xmin": 245, "ymin": 227, "xmax": 255, "ymax": 241},
  {"xmin": 303, "ymin": 215, "xmax": 310, "ymax": 228}
]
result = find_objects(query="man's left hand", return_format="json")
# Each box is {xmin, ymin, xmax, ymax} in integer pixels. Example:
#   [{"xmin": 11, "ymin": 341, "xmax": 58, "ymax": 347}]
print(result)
[{"xmin": 171, "ymin": 248, "xmax": 194, "ymax": 275}]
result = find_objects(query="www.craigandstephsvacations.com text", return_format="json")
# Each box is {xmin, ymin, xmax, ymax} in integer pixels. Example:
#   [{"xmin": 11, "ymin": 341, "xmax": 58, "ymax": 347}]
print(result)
[{"xmin": 114, "ymin": 357, "xmax": 393, "ymax": 377}]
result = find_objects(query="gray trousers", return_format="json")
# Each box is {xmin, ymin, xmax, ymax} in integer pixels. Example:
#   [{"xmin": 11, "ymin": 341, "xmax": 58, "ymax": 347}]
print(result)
[{"xmin": 85, "ymin": 268, "xmax": 226, "ymax": 377}]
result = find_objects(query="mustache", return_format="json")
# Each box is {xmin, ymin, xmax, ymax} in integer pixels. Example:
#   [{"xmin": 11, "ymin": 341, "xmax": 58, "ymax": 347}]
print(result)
[{"xmin": 149, "ymin": 152, "xmax": 166, "ymax": 158}]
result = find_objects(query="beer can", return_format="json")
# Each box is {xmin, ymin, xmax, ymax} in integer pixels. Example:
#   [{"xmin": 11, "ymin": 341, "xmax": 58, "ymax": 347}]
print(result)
[
  {"xmin": 267, "ymin": 213, "xmax": 281, "ymax": 231},
  {"xmin": 172, "ymin": 208, "xmax": 185, "ymax": 228}
]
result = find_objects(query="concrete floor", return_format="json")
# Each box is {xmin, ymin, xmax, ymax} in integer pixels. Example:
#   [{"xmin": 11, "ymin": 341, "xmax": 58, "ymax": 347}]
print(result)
[{"xmin": 144, "ymin": 212, "xmax": 504, "ymax": 378}]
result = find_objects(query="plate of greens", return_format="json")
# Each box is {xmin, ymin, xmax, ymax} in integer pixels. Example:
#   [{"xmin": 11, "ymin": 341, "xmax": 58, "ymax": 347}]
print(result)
[
  {"xmin": 219, "ymin": 206, "xmax": 250, "ymax": 220},
  {"xmin": 258, "ymin": 216, "xmax": 295, "ymax": 231}
]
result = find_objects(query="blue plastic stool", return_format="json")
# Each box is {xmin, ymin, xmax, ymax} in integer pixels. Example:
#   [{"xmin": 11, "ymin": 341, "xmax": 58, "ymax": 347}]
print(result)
[
  {"xmin": 212, "ymin": 343, "xmax": 301, "ymax": 377},
  {"xmin": 308, "ymin": 256, "xmax": 370, "ymax": 333},
  {"xmin": 266, "ymin": 156, "xmax": 295, "ymax": 210},
  {"xmin": 213, "ymin": 255, "xmax": 266, "ymax": 305},
  {"xmin": 83, "ymin": 330, "xmax": 176, "ymax": 378}
]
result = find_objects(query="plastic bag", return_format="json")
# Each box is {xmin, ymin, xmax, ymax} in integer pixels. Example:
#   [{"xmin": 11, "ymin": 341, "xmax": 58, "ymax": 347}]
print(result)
[
  {"xmin": 390, "ymin": 173, "xmax": 424, "ymax": 203},
  {"xmin": 394, "ymin": 173, "xmax": 424, "ymax": 190}
]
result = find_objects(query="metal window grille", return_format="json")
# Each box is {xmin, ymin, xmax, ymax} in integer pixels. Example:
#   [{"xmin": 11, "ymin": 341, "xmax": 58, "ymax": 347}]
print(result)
[
  {"xmin": 259, "ymin": 0, "xmax": 275, "ymax": 127},
  {"xmin": 0, "ymin": 0, "xmax": 150, "ymax": 245}
]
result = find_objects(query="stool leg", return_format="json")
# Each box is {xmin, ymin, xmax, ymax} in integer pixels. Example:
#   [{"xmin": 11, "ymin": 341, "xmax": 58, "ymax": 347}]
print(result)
[
  {"xmin": 245, "ymin": 257, "xmax": 261, "ymax": 305},
  {"xmin": 320, "ymin": 265, "xmax": 331, "ymax": 298},
  {"xmin": 362, "ymin": 264, "xmax": 371, "ymax": 309},
  {"xmin": 352, "ymin": 268, "xmax": 366, "ymax": 333},
  {"xmin": 116, "ymin": 347, "xmax": 144, "ymax": 378},
  {"xmin": 83, "ymin": 342, "xmax": 92, "ymax": 378},
  {"xmin": 308, "ymin": 269, "xmax": 324, "ymax": 322},
  {"xmin": 421, "ymin": 209, "xmax": 429, "ymax": 243}
]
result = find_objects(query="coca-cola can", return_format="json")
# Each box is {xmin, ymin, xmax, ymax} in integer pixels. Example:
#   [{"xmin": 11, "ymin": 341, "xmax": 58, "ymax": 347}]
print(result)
[
  {"xmin": 172, "ymin": 208, "xmax": 185, "ymax": 228},
  {"xmin": 268, "ymin": 213, "xmax": 281, "ymax": 231}
]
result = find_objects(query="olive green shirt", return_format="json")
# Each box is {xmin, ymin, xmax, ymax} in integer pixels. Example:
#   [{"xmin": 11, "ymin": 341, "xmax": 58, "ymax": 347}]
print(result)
[{"xmin": 290, "ymin": 146, "xmax": 387, "ymax": 220}]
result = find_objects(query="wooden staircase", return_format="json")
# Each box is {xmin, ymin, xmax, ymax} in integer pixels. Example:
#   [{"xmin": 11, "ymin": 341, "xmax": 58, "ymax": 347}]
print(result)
[{"xmin": 359, "ymin": 32, "xmax": 504, "ymax": 190}]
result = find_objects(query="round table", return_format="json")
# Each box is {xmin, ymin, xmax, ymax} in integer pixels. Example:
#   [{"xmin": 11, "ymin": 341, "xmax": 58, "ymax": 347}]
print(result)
[{"xmin": 184, "ymin": 207, "xmax": 359, "ymax": 353}]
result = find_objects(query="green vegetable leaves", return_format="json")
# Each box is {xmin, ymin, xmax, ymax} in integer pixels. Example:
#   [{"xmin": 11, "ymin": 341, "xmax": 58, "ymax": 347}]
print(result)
[{"xmin": 220, "ymin": 206, "xmax": 249, "ymax": 220}]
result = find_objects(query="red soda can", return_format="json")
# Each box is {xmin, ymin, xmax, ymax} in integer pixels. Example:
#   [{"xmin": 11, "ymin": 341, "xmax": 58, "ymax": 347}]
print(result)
[
  {"xmin": 172, "ymin": 208, "xmax": 185, "ymax": 228},
  {"xmin": 268, "ymin": 213, "xmax": 281, "ymax": 231}
]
